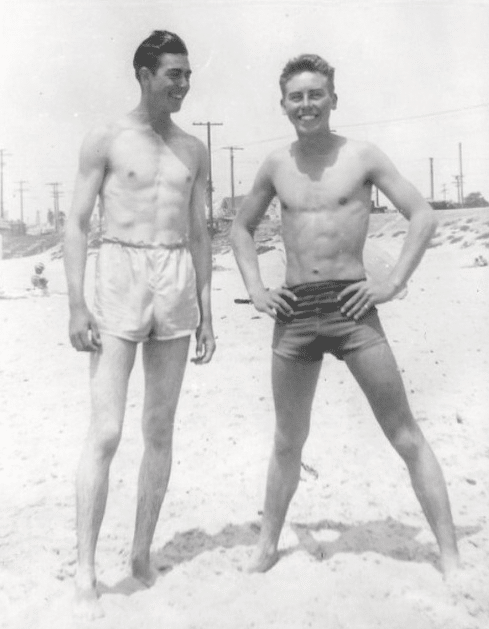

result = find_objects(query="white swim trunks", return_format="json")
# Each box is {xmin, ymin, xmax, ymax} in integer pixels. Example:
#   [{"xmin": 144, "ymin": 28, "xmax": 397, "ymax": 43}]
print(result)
[{"xmin": 93, "ymin": 238, "xmax": 200, "ymax": 342}]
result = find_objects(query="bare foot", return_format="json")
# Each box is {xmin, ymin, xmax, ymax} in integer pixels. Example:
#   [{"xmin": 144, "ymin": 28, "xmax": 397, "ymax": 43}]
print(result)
[
  {"xmin": 131, "ymin": 556, "xmax": 158, "ymax": 587},
  {"xmin": 247, "ymin": 547, "xmax": 279, "ymax": 573},
  {"xmin": 441, "ymin": 552, "xmax": 462, "ymax": 581},
  {"xmin": 74, "ymin": 575, "xmax": 104, "ymax": 621}
]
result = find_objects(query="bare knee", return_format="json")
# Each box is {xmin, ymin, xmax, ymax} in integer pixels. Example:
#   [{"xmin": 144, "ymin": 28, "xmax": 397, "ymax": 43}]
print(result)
[
  {"xmin": 388, "ymin": 423, "xmax": 425, "ymax": 463},
  {"xmin": 142, "ymin": 411, "xmax": 174, "ymax": 452},
  {"xmin": 88, "ymin": 422, "xmax": 122, "ymax": 461},
  {"xmin": 273, "ymin": 425, "xmax": 309, "ymax": 459}
]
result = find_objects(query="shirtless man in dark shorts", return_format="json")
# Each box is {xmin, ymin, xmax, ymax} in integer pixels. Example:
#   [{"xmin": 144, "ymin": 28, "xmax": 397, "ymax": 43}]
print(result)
[
  {"xmin": 231, "ymin": 54, "xmax": 459, "ymax": 578},
  {"xmin": 64, "ymin": 30, "xmax": 215, "ymax": 619}
]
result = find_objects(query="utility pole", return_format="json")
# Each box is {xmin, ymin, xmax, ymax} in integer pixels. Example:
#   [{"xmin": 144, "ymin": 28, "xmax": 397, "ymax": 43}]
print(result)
[
  {"xmin": 223, "ymin": 146, "xmax": 244, "ymax": 213},
  {"xmin": 0, "ymin": 149, "xmax": 12, "ymax": 219},
  {"xmin": 429, "ymin": 157, "xmax": 434, "ymax": 200},
  {"xmin": 371, "ymin": 186, "xmax": 380, "ymax": 209},
  {"xmin": 193, "ymin": 121, "xmax": 223, "ymax": 232},
  {"xmin": 47, "ymin": 182, "xmax": 63, "ymax": 231},
  {"xmin": 16, "ymin": 180, "xmax": 28, "ymax": 224},
  {"xmin": 453, "ymin": 175, "xmax": 461, "ymax": 206},
  {"xmin": 458, "ymin": 142, "xmax": 464, "ymax": 208}
]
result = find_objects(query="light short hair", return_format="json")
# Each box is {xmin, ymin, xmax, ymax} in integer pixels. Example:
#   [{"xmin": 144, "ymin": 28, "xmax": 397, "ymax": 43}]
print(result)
[{"xmin": 279, "ymin": 54, "xmax": 335, "ymax": 95}]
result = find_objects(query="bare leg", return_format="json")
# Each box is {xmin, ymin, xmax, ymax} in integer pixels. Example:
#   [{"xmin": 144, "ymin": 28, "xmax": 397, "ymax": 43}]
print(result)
[
  {"xmin": 345, "ymin": 343, "xmax": 460, "ymax": 577},
  {"xmin": 74, "ymin": 335, "xmax": 137, "ymax": 620},
  {"xmin": 130, "ymin": 335, "xmax": 190, "ymax": 586},
  {"xmin": 249, "ymin": 354, "xmax": 322, "ymax": 572}
]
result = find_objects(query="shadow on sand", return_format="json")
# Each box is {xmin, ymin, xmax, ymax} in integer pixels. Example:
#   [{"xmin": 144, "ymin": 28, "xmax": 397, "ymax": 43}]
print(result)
[{"xmin": 100, "ymin": 518, "xmax": 478, "ymax": 596}]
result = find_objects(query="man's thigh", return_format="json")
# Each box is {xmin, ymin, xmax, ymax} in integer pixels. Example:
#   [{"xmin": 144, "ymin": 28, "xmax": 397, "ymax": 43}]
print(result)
[
  {"xmin": 344, "ymin": 343, "xmax": 415, "ymax": 434},
  {"xmin": 142, "ymin": 335, "xmax": 191, "ymax": 412},
  {"xmin": 272, "ymin": 354, "xmax": 322, "ymax": 442},
  {"xmin": 89, "ymin": 333, "xmax": 138, "ymax": 423}
]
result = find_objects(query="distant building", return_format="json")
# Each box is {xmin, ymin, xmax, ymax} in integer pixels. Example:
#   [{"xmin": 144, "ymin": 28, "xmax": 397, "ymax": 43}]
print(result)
[
  {"xmin": 219, "ymin": 195, "xmax": 246, "ymax": 218},
  {"xmin": 371, "ymin": 202, "xmax": 388, "ymax": 213},
  {"xmin": 429, "ymin": 200, "xmax": 458, "ymax": 210}
]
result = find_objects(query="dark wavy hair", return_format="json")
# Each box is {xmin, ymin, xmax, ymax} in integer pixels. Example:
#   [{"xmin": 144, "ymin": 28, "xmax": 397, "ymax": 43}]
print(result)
[
  {"xmin": 279, "ymin": 54, "xmax": 335, "ymax": 95},
  {"xmin": 133, "ymin": 30, "xmax": 188, "ymax": 81}
]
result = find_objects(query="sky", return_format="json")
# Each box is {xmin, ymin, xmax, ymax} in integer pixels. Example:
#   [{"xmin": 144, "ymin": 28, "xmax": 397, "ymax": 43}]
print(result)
[{"xmin": 0, "ymin": 0, "xmax": 488, "ymax": 223}]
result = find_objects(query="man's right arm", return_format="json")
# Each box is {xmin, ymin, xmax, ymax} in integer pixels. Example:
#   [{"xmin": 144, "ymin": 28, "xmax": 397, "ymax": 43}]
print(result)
[
  {"xmin": 64, "ymin": 126, "xmax": 109, "ymax": 351},
  {"xmin": 230, "ymin": 157, "xmax": 296, "ymax": 319}
]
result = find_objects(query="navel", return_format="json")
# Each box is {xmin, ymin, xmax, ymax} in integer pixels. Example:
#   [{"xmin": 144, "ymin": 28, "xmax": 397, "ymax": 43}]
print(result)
[{"xmin": 339, "ymin": 197, "xmax": 348, "ymax": 205}]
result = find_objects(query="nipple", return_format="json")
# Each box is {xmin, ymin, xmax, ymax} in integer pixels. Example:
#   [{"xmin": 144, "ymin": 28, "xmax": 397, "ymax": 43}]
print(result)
[{"xmin": 312, "ymin": 268, "xmax": 319, "ymax": 274}]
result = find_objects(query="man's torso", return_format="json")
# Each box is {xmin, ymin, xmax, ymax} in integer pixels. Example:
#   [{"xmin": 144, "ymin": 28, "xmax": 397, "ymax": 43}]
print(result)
[
  {"xmin": 269, "ymin": 136, "xmax": 374, "ymax": 285},
  {"xmin": 99, "ymin": 115, "xmax": 201, "ymax": 245}
]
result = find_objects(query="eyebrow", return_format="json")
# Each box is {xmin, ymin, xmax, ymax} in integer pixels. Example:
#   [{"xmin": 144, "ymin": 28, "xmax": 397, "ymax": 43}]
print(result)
[
  {"xmin": 288, "ymin": 88, "xmax": 325, "ymax": 96},
  {"xmin": 167, "ymin": 68, "xmax": 192, "ymax": 73}
]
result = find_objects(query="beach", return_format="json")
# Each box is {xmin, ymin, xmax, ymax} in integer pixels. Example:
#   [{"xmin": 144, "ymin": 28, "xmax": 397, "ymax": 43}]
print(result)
[{"xmin": 1, "ymin": 207, "xmax": 488, "ymax": 629}]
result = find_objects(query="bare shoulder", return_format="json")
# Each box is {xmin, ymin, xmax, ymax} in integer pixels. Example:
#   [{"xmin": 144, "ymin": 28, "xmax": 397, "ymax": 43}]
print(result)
[
  {"xmin": 171, "ymin": 127, "xmax": 208, "ymax": 177},
  {"xmin": 175, "ymin": 126, "xmax": 206, "ymax": 155},
  {"xmin": 257, "ymin": 144, "xmax": 290, "ymax": 179},
  {"xmin": 269, "ymin": 143, "xmax": 293, "ymax": 165},
  {"xmin": 349, "ymin": 138, "xmax": 393, "ymax": 167},
  {"xmin": 79, "ymin": 120, "xmax": 121, "ymax": 165}
]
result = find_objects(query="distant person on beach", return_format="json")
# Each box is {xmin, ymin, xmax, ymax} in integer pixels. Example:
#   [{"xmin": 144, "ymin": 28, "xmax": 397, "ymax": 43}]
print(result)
[
  {"xmin": 64, "ymin": 30, "xmax": 215, "ymax": 620},
  {"xmin": 231, "ymin": 54, "xmax": 459, "ymax": 578},
  {"xmin": 31, "ymin": 262, "xmax": 49, "ymax": 294}
]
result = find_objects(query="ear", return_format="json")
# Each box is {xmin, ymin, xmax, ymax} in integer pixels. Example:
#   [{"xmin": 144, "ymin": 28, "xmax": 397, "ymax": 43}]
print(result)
[
  {"xmin": 280, "ymin": 98, "xmax": 286, "ymax": 115},
  {"xmin": 139, "ymin": 67, "xmax": 152, "ymax": 84},
  {"xmin": 332, "ymin": 93, "xmax": 338, "ymax": 110}
]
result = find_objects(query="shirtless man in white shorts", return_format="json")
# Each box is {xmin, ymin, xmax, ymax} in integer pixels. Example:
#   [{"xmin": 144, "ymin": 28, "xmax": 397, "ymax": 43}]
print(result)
[
  {"xmin": 64, "ymin": 30, "xmax": 215, "ymax": 620},
  {"xmin": 231, "ymin": 54, "xmax": 459, "ymax": 578}
]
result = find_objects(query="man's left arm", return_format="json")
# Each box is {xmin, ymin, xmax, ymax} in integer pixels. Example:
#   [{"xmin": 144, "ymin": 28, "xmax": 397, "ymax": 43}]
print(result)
[
  {"xmin": 188, "ymin": 141, "xmax": 215, "ymax": 364},
  {"xmin": 341, "ymin": 145, "xmax": 437, "ymax": 319},
  {"xmin": 372, "ymin": 146, "xmax": 438, "ymax": 292}
]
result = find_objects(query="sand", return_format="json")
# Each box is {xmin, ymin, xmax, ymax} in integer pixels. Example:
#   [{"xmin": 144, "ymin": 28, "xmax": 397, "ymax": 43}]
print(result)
[{"xmin": 1, "ymin": 208, "xmax": 488, "ymax": 629}]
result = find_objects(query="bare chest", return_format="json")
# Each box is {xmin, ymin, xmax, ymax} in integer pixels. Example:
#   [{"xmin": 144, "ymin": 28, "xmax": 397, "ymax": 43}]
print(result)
[
  {"xmin": 106, "ymin": 130, "xmax": 195, "ymax": 194},
  {"xmin": 274, "ymin": 156, "xmax": 370, "ymax": 214}
]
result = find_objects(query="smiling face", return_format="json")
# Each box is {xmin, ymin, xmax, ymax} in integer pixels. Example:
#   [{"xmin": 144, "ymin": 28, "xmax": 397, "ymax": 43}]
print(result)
[
  {"xmin": 281, "ymin": 71, "xmax": 337, "ymax": 136},
  {"xmin": 142, "ymin": 53, "xmax": 192, "ymax": 114}
]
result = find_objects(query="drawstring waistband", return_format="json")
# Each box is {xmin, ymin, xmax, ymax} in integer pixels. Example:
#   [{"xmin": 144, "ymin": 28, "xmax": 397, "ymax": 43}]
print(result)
[{"xmin": 102, "ymin": 237, "xmax": 188, "ymax": 250}]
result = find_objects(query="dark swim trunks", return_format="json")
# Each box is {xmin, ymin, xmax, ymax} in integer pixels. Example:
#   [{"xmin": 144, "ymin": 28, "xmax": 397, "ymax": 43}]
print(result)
[{"xmin": 272, "ymin": 279, "xmax": 389, "ymax": 363}]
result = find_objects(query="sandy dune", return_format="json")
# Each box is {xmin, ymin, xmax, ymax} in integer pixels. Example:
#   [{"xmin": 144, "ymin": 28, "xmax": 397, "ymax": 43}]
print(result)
[{"xmin": 1, "ymin": 208, "xmax": 488, "ymax": 629}]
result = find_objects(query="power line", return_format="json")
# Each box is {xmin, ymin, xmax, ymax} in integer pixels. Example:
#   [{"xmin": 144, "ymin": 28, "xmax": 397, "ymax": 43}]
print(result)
[
  {"xmin": 240, "ymin": 102, "xmax": 489, "ymax": 147},
  {"xmin": 338, "ymin": 102, "xmax": 489, "ymax": 129}
]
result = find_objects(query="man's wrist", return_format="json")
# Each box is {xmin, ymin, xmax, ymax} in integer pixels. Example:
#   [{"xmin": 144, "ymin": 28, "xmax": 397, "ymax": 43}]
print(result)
[
  {"xmin": 69, "ymin": 299, "xmax": 87, "ymax": 312},
  {"xmin": 199, "ymin": 314, "xmax": 213, "ymax": 326},
  {"xmin": 248, "ymin": 285, "xmax": 267, "ymax": 301},
  {"xmin": 388, "ymin": 277, "xmax": 406, "ymax": 295}
]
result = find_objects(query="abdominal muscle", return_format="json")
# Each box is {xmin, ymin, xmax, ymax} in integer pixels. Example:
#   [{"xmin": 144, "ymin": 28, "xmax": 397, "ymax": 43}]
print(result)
[
  {"xmin": 281, "ymin": 207, "xmax": 368, "ymax": 285},
  {"xmin": 101, "ymin": 170, "xmax": 192, "ymax": 246}
]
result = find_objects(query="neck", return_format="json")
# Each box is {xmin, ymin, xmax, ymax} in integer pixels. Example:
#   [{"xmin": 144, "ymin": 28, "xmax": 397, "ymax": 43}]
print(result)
[
  {"xmin": 296, "ymin": 127, "xmax": 335, "ymax": 154},
  {"xmin": 134, "ymin": 101, "xmax": 173, "ymax": 135}
]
